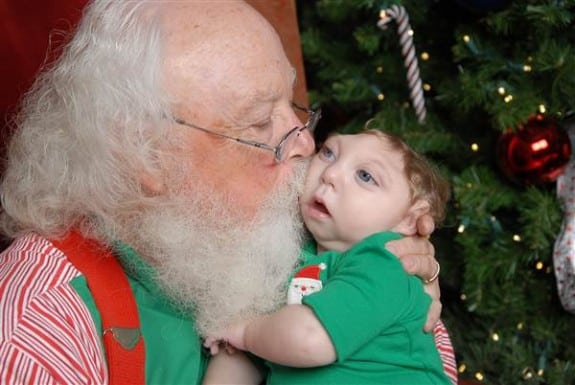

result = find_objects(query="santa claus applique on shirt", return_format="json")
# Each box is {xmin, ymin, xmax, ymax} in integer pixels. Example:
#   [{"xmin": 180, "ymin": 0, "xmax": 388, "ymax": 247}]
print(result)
[{"xmin": 287, "ymin": 263, "xmax": 327, "ymax": 304}]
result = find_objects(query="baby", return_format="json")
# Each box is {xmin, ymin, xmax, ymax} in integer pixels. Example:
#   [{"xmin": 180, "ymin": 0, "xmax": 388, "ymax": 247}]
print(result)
[{"xmin": 203, "ymin": 129, "xmax": 452, "ymax": 384}]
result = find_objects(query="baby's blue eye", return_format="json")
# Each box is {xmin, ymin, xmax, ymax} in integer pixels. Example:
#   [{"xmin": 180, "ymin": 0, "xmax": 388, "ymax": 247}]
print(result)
[
  {"xmin": 318, "ymin": 144, "xmax": 335, "ymax": 160},
  {"xmin": 357, "ymin": 169, "xmax": 376, "ymax": 184}
]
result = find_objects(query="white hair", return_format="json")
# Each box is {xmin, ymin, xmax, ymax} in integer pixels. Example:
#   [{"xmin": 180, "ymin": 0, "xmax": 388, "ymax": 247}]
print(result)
[{"xmin": 0, "ymin": 0, "xmax": 174, "ymax": 241}]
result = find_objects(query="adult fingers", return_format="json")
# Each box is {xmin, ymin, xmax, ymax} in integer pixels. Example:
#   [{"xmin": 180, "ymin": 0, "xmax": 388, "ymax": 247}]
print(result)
[
  {"xmin": 416, "ymin": 214, "xmax": 435, "ymax": 237},
  {"xmin": 423, "ymin": 284, "xmax": 442, "ymax": 332}
]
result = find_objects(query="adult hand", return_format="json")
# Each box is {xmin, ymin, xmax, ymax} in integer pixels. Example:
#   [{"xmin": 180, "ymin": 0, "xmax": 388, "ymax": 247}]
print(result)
[{"xmin": 386, "ymin": 214, "xmax": 441, "ymax": 332}]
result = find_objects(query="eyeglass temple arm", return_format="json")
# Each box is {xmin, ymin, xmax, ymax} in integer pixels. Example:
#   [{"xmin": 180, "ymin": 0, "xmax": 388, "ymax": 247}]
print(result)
[{"xmin": 174, "ymin": 118, "xmax": 276, "ymax": 151}]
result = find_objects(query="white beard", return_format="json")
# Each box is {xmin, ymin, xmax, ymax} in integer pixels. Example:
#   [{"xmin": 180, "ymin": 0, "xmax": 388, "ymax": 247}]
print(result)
[{"xmin": 122, "ymin": 160, "xmax": 308, "ymax": 337}]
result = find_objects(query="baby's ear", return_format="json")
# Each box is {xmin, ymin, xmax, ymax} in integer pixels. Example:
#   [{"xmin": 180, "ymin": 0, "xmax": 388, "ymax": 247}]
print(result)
[{"xmin": 393, "ymin": 200, "xmax": 430, "ymax": 236}]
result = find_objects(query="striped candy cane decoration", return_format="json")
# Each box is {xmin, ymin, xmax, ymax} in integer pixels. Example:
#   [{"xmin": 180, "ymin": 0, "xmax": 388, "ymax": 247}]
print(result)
[{"xmin": 377, "ymin": 5, "xmax": 426, "ymax": 124}]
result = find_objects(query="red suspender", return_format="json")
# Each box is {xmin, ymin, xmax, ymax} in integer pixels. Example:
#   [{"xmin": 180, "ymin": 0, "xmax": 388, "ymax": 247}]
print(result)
[{"xmin": 51, "ymin": 230, "xmax": 146, "ymax": 385}]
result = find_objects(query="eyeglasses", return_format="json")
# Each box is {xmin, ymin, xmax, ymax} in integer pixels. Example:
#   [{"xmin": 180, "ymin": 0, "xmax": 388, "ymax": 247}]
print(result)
[{"xmin": 174, "ymin": 102, "xmax": 321, "ymax": 163}]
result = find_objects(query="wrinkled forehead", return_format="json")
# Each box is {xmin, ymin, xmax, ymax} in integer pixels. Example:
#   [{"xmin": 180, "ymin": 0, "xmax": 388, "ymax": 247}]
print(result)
[
  {"xmin": 161, "ymin": 2, "xmax": 281, "ymax": 55},
  {"xmin": 160, "ymin": 1, "xmax": 295, "ymax": 108}
]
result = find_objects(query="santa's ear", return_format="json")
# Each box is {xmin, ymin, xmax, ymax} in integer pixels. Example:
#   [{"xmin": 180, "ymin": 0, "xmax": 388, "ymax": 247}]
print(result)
[
  {"xmin": 393, "ymin": 199, "xmax": 430, "ymax": 236},
  {"xmin": 140, "ymin": 170, "xmax": 166, "ymax": 195}
]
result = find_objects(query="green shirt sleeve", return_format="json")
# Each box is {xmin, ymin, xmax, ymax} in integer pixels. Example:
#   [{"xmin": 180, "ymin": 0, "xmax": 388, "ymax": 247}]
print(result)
[{"xmin": 302, "ymin": 232, "xmax": 430, "ymax": 362}]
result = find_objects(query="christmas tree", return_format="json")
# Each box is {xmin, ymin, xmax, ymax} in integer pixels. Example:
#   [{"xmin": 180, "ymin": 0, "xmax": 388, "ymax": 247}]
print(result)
[{"xmin": 297, "ymin": 1, "xmax": 575, "ymax": 384}]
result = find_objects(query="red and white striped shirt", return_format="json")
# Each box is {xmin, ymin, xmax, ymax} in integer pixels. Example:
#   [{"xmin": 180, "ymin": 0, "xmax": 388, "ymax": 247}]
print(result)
[
  {"xmin": 0, "ymin": 233, "xmax": 107, "ymax": 384},
  {"xmin": 433, "ymin": 319, "xmax": 458, "ymax": 385}
]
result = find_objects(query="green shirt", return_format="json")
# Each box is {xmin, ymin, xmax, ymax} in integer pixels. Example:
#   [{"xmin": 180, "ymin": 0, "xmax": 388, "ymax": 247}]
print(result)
[
  {"xmin": 71, "ymin": 243, "xmax": 208, "ymax": 385},
  {"xmin": 267, "ymin": 232, "xmax": 451, "ymax": 385}
]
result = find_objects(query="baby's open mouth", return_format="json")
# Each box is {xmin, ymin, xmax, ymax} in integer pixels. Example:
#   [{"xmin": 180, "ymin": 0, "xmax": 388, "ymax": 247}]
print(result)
[{"xmin": 311, "ymin": 198, "xmax": 329, "ymax": 215}]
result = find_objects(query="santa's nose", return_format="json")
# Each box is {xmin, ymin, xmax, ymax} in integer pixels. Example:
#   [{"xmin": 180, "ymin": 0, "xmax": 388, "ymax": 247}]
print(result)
[{"xmin": 301, "ymin": 286, "xmax": 307, "ymax": 291}]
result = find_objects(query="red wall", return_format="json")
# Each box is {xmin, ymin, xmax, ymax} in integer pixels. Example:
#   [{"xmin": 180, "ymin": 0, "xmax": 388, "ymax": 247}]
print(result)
[{"xmin": 0, "ymin": 0, "xmax": 87, "ymax": 129}]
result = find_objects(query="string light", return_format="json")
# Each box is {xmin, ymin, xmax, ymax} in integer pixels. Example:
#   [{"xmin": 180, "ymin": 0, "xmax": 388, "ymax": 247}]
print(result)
[
  {"xmin": 497, "ymin": 87, "xmax": 506, "ymax": 95},
  {"xmin": 423, "ymin": 83, "xmax": 431, "ymax": 91},
  {"xmin": 461, "ymin": 34, "xmax": 479, "ymax": 54},
  {"xmin": 504, "ymin": 95, "xmax": 513, "ymax": 103},
  {"xmin": 523, "ymin": 64, "xmax": 532, "ymax": 72},
  {"xmin": 458, "ymin": 363, "xmax": 467, "ymax": 373},
  {"xmin": 420, "ymin": 52, "xmax": 429, "ymax": 60},
  {"xmin": 517, "ymin": 322, "xmax": 524, "ymax": 330},
  {"xmin": 460, "ymin": 293, "xmax": 467, "ymax": 301},
  {"xmin": 536, "ymin": 261, "xmax": 544, "ymax": 270},
  {"xmin": 513, "ymin": 234, "xmax": 521, "ymax": 242},
  {"xmin": 471, "ymin": 143, "xmax": 479, "ymax": 152},
  {"xmin": 458, "ymin": 224, "xmax": 466, "ymax": 233},
  {"xmin": 466, "ymin": 183, "xmax": 473, "ymax": 189},
  {"xmin": 474, "ymin": 372, "xmax": 484, "ymax": 381},
  {"xmin": 376, "ymin": 66, "xmax": 383, "ymax": 73},
  {"xmin": 491, "ymin": 332, "xmax": 500, "ymax": 342},
  {"xmin": 538, "ymin": 104, "xmax": 546, "ymax": 113},
  {"xmin": 522, "ymin": 367, "xmax": 534, "ymax": 380},
  {"xmin": 377, "ymin": 93, "xmax": 385, "ymax": 101}
]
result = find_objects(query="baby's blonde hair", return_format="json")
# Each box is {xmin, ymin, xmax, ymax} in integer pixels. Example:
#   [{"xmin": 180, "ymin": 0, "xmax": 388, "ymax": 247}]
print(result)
[{"xmin": 359, "ymin": 129, "xmax": 450, "ymax": 225}]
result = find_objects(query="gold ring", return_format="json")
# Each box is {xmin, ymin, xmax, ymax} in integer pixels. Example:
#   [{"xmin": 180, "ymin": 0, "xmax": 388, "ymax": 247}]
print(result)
[{"xmin": 424, "ymin": 261, "xmax": 440, "ymax": 284}]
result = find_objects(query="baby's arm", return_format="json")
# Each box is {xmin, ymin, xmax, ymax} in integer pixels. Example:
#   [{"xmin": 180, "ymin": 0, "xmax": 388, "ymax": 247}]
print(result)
[
  {"xmin": 202, "ymin": 350, "xmax": 263, "ymax": 385},
  {"xmin": 220, "ymin": 304, "xmax": 336, "ymax": 367}
]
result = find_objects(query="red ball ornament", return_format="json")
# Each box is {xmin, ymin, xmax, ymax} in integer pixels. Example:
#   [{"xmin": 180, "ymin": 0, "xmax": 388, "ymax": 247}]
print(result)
[{"xmin": 497, "ymin": 114, "xmax": 571, "ymax": 185}]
